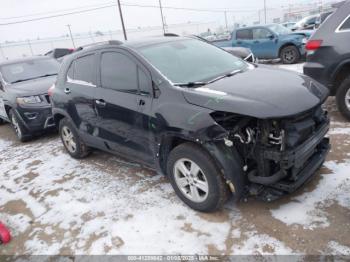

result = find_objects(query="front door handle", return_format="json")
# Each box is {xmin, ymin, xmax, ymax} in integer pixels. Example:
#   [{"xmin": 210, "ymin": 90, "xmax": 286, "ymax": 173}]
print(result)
[
  {"xmin": 138, "ymin": 99, "xmax": 145, "ymax": 106},
  {"xmin": 253, "ymin": 41, "xmax": 259, "ymax": 44},
  {"xmin": 64, "ymin": 87, "xmax": 71, "ymax": 94},
  {"xmin": 95, "ymin": 99, "xmax": 106, "ymax": 107}
]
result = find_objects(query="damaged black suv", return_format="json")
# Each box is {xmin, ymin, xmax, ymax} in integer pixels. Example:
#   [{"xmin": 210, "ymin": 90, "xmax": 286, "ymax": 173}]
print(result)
[{"xmin": 51, "ymin": 38, "xmax": 330, "ymax": 212}]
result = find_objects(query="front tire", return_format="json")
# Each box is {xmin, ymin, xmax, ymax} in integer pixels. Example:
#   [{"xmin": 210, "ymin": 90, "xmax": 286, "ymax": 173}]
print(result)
[
  {"xmin": 9, "ymin": 109, "xmax": 31, "ymax": 142},
  {"xmin": 167, "ymin": 143, "xmax": 230, "ymax": 212},
  {"xmin": 336, "ymin": 76, "xmax": 350, "ymax": 121},
  {"xmin": 280, "ymin": 45, "xmax": 300, "ymax": 64},
  {"xmin": 59, "ymin": 118, "xmax": 90, "ymax": 159}
]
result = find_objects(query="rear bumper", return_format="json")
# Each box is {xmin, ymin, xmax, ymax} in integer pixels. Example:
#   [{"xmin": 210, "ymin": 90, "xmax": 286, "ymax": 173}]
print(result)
[
  {"xmin": 303, "ymin": 62, "xmax": 332, "ymax": 90},
  {"xmin": 16, "ymin": 106, "xmax": 55, "ymax": 133}
]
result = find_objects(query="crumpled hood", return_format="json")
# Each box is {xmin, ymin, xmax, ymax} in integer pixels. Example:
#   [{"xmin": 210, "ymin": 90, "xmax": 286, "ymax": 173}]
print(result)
[
  {"xmin": 6, "ymin": 75, "xmax": 56, "ymax": 96},
  {"xmin": 182, "ymin": 66, "xmax": 328, "ymax": 119}
]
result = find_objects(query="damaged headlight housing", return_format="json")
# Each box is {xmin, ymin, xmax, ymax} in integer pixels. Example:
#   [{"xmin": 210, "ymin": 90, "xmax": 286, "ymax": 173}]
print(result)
[{"xmin": 16, "ymin": 96, "xmax": 42, "ymax": 105}]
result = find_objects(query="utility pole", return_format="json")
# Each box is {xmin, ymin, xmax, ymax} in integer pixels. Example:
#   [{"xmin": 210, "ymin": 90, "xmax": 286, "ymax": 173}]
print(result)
[
  {"xmin": 27, "ymin": 40, "xmax": 34, "ymax": 55},
  {"xmin": 224, "ymin": 11, "xmax": 228, "ymax": 29},
  {"xmin": 264, "ymin": 0, "xmax": 267, "ymax": 24},
  {"xmin": 117, "ymin": 0, "xmax": 127, "ymax": 40},
  {"xmin": 159, "ymin": 0, "xmax": 166, "ymax": 34},
  {"xmin": 0, "ymin": 43, "xmax": 5, "ymax": 60},
  {"xmin": 66, "ymin": 24, "xmax": 76, "ymax": 48}
]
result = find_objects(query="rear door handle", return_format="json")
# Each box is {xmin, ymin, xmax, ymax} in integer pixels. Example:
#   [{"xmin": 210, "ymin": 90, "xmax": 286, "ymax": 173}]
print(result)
[
  {"xmin": 95, "ymin": 99, "xmax": 106, "ymax": 107},
  {"xmin": 253, "ymin": 41, "xmax": 259, "ymax": 44},
  {"xmin": 64, "ymin": 87, "xmax": 71, "ymax": 94}
]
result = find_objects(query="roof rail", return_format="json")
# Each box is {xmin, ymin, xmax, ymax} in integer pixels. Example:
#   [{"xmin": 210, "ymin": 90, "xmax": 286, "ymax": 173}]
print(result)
[
  {"xmin": 164, "ymin": 33, "xmax": 179, "ymax": 37},
  {"xmin": 74, "ymin": 40, "xmax": 123, "ymax": 52}
]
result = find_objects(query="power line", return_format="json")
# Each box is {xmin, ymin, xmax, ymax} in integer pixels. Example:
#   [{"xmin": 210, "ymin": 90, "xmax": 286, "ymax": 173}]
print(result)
[{"xmin": 0, "ymin": 1, "xmax": 258, "ymax": 26}]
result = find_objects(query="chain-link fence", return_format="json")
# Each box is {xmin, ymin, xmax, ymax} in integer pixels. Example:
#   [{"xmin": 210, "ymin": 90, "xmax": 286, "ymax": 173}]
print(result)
[{"xmin": 0, "ymin": 21, "xmax": 217, "ymax": 62}]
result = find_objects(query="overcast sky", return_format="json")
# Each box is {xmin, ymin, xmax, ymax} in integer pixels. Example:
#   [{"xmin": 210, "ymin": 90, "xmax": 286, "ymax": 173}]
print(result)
[{"xmin": 0, "ymin": 0, "xmax": 333, "ymax": 42}]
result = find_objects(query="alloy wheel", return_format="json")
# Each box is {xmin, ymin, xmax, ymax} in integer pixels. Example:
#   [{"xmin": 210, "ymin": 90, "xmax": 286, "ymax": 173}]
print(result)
[
  {"xmin": 61, "ymin": 126, "xmax": 77, "ymax": 153},
  {"xmin": 345, "ymin": 88, "xmax": 350, "ymax": 111},
  {"xmin": 173, "ymin": 158, "xmax": 209, "ymax": 203}
]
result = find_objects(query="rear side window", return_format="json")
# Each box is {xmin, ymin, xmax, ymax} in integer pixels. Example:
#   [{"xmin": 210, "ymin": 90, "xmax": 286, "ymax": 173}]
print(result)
[
  {"xmin": 236, "ymin": 29, "xmax": 253, "ymax": 40},
  {"xmin": 73, "ymin": 54, "xmax": 96, "ymax": 86},
  {"xmin": 339, "ymin": 16, "xmax": 350, "ymax": 31},
  {"xmin": 100, "ymin": 52, "xmax": 138, "ymax": 93}
]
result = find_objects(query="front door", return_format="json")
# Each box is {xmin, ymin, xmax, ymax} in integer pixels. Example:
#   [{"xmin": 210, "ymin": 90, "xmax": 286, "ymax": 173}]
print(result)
[
  {"xmin": 251, "ymin": 28, "xmax": 277, "ymax": 59},
  {"xmin": 95, "ymin": 50, "xmax": 155, "ymax": 165}
]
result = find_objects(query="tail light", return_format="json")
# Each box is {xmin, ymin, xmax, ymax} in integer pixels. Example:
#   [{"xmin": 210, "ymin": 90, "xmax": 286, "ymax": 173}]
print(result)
[
  {"xmin": 306, "ymin": 40, "xmax": 323, "ymax": 51},
  {"xmin": 48, "ymin": 84, "xmax": 55, "ymax": 97}
]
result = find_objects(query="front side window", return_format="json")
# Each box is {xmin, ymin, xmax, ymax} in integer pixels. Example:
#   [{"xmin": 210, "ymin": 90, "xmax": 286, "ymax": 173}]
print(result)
[
  {"xmin": 236, "ymin": 29, "xmax": 253, "ymax": 40},
  {"xmin": 100, "ymin": 52, "xmax": 138, "ymax": 93},
  {"xmin": 0, "ymin": 58, "xmax": 59, "ymax": 84},
  {"xmin": 253, "ymin": 28, "xmax": 271, "ymax": 39},
  {"xmin": 138, "ymin": 39, "xmax": 248, "ymax": 84}
]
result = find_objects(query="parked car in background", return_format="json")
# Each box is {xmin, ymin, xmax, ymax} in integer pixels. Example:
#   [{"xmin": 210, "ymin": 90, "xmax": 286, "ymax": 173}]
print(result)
[
  {"xmin": 45, "ymin": 48, "xmax": 74, "ymax": 62},
  {"xmin": 51, "ymin": 38, "xmax": 330, "ymax": 212},
  {"xmin": 0, "ymin": 56, "xmax": 59, "ymax": 141},
  {"xmin": 212, "ymin": 24, "xmax": 311, "ymax": 64},
  {"xmin": 191, "ymin": 35, "xmax": 257, "ymax": 63},
  {"xmin": 304, "ymin": 1, "xmax": 350, "ymax": 120},
  {"xmin": 292, "ymin": 15, "xmax": 318, "ymax": 31},
  {"xmin": 222, "ymin": 47, "xmax": 257, "ymax": 63},
  {"xmin": 315, "ymin": 11, "xmax": 334, "ymax": 28},
  {"xmin": 281, "ymin": 22, "xmax": 296, "ymax": 29}
]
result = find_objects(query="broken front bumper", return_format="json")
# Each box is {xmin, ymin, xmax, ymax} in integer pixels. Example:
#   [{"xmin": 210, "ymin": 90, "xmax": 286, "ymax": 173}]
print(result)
[{"xmin": 252, "ymin": 119, "xmax": 330, "ymax": 200}]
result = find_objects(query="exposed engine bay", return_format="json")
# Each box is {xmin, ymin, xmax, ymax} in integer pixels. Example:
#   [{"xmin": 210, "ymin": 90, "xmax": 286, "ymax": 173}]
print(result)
[{"xmin": 211, "ymin": 105, "xmax": 330, "ymax": 200}]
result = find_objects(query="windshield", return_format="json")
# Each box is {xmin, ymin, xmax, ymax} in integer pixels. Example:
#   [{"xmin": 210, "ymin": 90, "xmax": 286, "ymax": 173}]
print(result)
[
  {"xmin": 0, "ymin": 58, "xmax": 60, "ymax": 84},
  {"xmin": 267, "ymin": 24, "xmax": 291, "ymax": 35},
  {"xmin": 138, "ymin": 39, "xmax": 248, "ymax": 84}
]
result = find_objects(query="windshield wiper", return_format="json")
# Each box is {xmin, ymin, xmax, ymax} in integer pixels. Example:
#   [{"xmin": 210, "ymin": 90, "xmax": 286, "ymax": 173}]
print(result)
[
  {"xmin": 174, "ymin": 81, "xmax": 207, "ymax": 88},
  {"xmin": 36, "ymin": 73, "xmax": 58, "ymax": 78},
  {"xmin": 11, "ymin": 73, "xmax": 58, "ymax": 84},
  {"xmin": 207, "ymin": 69, "xmax": 243, "ymax": 84}
]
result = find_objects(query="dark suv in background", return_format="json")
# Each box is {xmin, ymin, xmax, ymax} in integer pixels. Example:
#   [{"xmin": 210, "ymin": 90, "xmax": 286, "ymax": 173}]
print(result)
[
  {"xmin": 51, "ymin": 38, "xmax": 330, "ymax": 212},
  {"xmin": 304, "ymin": 0, "xmax": 350, "ymax": 120},
  {"xmin": 0, "ymin": 56, "xmax": 59, "ymax": 141}
]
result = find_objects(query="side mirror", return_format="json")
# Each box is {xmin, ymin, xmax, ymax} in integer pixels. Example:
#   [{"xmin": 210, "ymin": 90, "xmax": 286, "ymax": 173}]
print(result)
[
  {"xmin": 267, "ymin": 34, "xmax": 275, "ymax": 40},
  {"xmin": 0, "ymin": 81, "xmax": 3, "ymax": 91}
]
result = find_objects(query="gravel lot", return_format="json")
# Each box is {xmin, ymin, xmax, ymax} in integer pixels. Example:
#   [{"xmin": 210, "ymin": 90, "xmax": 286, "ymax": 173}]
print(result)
[{"xmin": 0, "ymin": 63, "xmax": 350, "ymax": 256}]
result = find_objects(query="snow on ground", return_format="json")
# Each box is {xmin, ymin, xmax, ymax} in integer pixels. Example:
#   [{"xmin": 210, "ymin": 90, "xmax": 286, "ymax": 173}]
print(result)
[{"xmin": 270, "ymin": 160, "xmax": 350, "ymax": 229}]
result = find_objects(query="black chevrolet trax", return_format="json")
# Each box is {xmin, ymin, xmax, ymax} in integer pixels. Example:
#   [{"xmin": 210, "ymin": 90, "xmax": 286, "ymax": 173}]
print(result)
[{"xmin": 51, "ymin": 38, "xmax": 330, "ymax": 212}]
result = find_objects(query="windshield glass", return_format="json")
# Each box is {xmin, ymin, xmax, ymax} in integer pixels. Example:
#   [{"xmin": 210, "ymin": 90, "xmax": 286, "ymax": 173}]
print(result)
[
  {"xmin": 267, "ymin": 24, "xmax": 291, "ymax": 35},
  {"xmin": 0, "ymin": 58, "xmax": 60, "ymax": 84},
  {"xmin": 138, "ymin": 39, "xmax": 248, "ymax": 84}
]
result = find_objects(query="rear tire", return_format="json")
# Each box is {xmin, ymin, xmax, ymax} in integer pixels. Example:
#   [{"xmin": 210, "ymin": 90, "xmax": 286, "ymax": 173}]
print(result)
[
  {"xmin": 336, "ymin": 76, "xmax": 350, "ymax": 121},
  {"xmin": 9, "ymin": 109, "xmax": 31, "ymax": 142},
  {"xmin": 59, "ymin": 118, "xmax": 90, "ymax": 159},
  {"xmin": 167, "ymin": 142, "xmax": 230, "ymax": 212},
  {"xmin": 280, "ymin": 45, "xmax": 300, "ymax": 64}
]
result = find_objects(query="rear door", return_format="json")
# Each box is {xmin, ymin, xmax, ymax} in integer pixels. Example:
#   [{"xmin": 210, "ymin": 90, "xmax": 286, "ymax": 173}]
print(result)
[
  {"xmin": 251, "ymin": 28, "xmax": 277, "ymax": 59},
  {"xmin": 95, "ymin": 49, "xmax": 155, "ymax": 165},
  {"xmin": 234, "ymin": 29, "xmax": 253, "ymax": 50},
  {"xmin": 64, "ymin": 53, "xmax": 100, "ymax": 144}
]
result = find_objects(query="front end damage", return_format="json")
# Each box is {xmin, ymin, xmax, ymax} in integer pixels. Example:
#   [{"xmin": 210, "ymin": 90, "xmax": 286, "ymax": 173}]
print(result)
[{"xmin": 210, "ymin": 105, "xmax": 330, "ymax": 201}]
